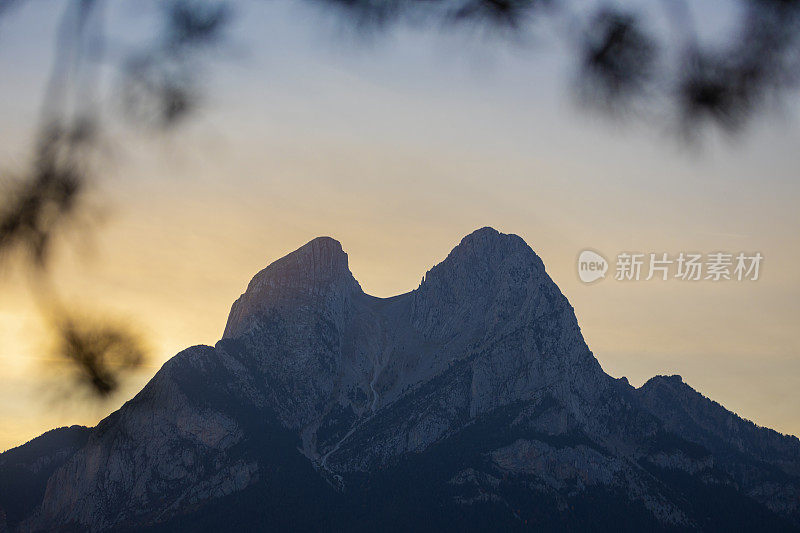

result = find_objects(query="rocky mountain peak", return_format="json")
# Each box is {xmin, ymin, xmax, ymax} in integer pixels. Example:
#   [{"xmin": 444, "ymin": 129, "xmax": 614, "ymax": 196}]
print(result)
[
  {"xmin": 454, "ymin": 225, "xmax": 526, "ymax": 251},
  {"xmin": 250, "ymin": 236, "xmax": 353, "ymax": 288},
  {"xmin": 4, "ymin": 229, "xmax": 800, "ymax": 531},
  {"xmin": 223, "ymin": 236, "xmax": 361, "ymax": 338},
  {"xmin": 422, "ymin": 227, "xmax": 542, "ymax": 282},
  {"xmin": 417, "ymin": 227, "xmax": 548, "ymax": 296},
  {"xmin": 411, "ymin": 227, "xmax": 559, "ymax": 340}
]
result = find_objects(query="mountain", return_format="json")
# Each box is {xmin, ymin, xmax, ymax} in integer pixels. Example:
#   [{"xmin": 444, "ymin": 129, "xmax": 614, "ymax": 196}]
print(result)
[{"xmin": 2, "ymin": 227, "xmax": 799, "ymax": 532}]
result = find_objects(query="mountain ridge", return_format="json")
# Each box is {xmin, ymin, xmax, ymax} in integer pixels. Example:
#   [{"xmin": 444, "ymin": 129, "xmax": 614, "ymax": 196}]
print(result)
[{"xmin": 2, "ymin": 227, "xmax": 799, "ymax": 532}]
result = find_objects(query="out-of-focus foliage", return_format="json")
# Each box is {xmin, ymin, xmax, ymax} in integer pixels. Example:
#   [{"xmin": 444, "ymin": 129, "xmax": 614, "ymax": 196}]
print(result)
[
  {"xmin": 316, "ymin": 0, "xmax": 800, "ymax": 132},
  {"xmin": 121, "ymin": 0, "xmax": 231, "ymax": 127},
  {"xmin": 449, "ymin": 0, "xmax": 549, "ymax": 31},
  {"xmin": 0, "ymin": 1, "xmax": 235, "ymax": 398},
  {"xmin": 672, "ymin": 0, "xmax": 800, "ymax": 134},
  {"xmin": 54, "ymin": 315, "xmax": 147, "ymax": 397},
  {"xmin": 0, "ymin": 121, "xmax": 93, "ymax": 268},
  {"xmin": 576, "ymin": 8, "xmax": 656, "ymax": 112}
]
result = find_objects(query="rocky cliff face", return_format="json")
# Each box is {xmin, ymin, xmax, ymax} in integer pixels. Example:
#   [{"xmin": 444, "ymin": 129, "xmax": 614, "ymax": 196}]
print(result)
[
  {"xmin": 0, "ymin": 426, "xmax": 90, "ymax": 531},
  {"xmin": 2, "ymin": 228, "xmax": 799, "ymax": 532}
]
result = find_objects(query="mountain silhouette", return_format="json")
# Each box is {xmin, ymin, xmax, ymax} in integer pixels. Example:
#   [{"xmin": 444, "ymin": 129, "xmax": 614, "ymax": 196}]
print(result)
[{"xmin": 2, "ymin": 227, "xmax": 799, "ymax": 532}]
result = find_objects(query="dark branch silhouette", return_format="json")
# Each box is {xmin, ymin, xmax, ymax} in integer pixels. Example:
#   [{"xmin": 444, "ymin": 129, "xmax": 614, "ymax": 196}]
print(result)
[
  {"xmin": 53, "ymin": 313, "xmax": 147, "ymax": 397},
  {"xmin": 576, "ymin": 8, "xmax": 656, "ymax": 112}
]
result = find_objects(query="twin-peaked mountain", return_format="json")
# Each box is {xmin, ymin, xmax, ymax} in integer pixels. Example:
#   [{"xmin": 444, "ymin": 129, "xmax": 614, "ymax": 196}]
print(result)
[{"xmin": 1, "ymin": 228, "xmax": 799, "ymax": 532}]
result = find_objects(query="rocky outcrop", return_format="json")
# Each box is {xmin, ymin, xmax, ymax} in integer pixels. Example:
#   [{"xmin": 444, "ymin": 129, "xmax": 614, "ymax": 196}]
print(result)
[
  {"xmin": 0, "ymin": 426, "xmax": 90, "ymax": 531},
  {"xmin": 2, "ymin": 228, "xmax": 799, "ymax": 532}
]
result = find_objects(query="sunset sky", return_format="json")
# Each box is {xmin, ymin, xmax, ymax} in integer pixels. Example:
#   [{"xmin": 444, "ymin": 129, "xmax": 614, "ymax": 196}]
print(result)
[{"xmin": 1, "ymin": 0, "xmax": 799, "ymax": 452}]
